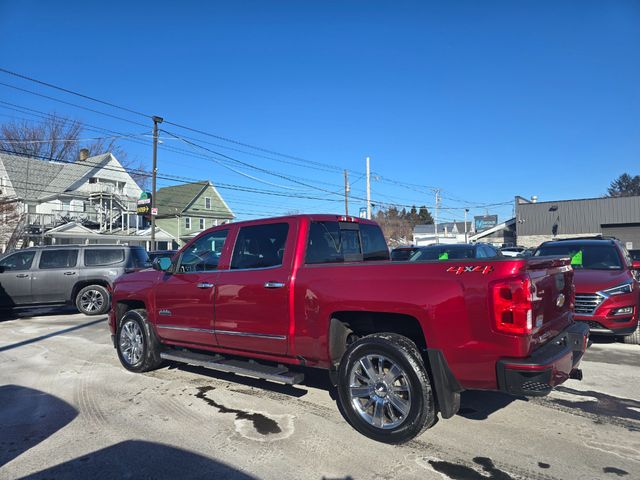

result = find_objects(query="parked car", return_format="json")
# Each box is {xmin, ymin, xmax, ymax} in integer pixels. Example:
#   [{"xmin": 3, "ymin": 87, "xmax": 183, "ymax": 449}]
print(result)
[
  {"xmin": 390, "ymin": 246, "xmax": 420, "ymax": 261},
  {"xmin": 534, "ymin": 237, "xmax": 640, "ymax": 344},
  {"xmin": 500, "ymin": 246, "xmax": 527, "ymax": 257},
  {"xmin": 628, "ymin": 249, "xmax": 640, "ymax": 262},
  {"xmin": 147, "ymin": 250, "xmax": 178, "ymax": 263},
  {"xmin": 0, "ymin": 245, "xmax": 149, "ymax": 315},
  {"xmin": 408, "ymin": 243, "xmax": 501, "ymax": 261},
  {"xmin": 109, "ymin": 214, "xmax": 587, "ymax": 443}
]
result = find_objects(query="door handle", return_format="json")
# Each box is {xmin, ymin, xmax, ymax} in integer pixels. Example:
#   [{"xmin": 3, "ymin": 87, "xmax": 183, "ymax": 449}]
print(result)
[
  {"xmin": 197, "ymin": 282, "xmax": 214, "ymax": 289},
  {"xmin": 63, "ymin": 271, "xmax": 76, "ymax": 276},
  {"xmin": 16, "ymin": 273, "xmax": 29, "ymax": 278},
  {"xmin": 264, "ymin": 281, "xmax": 285, "ymax": 289}
]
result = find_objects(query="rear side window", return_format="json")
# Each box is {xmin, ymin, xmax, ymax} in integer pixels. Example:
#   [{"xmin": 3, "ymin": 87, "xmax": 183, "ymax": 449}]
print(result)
[
  {"xmin": 231, "ymin": 223, "xmax": 289, "ymax": 270},
  {"xmin": 39, "ymin": 249, "xmax": 78, "ymax": 269},
  {"xmin": 84, "ymin": 249, "xmax": 125, "ymax": 266},
  {"xmin": 305, "ymin": 221, "xmax": 389, "ymax": 264}
]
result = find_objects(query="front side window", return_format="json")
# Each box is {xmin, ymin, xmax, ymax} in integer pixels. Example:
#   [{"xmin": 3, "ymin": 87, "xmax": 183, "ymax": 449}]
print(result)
[
  {"xmin": 231, "ymin": 223, "xmax": 289, "ymax": 270},
  {"xmin": 0, "ymin": 251, "xmax": 36, "ymax": 271},
  {"xmin": 179, "ymin": 230, "xmax": 229, "ymax": 273},
  {"xmin": 39, "ymin": 249, "xmax": 78, "ymax": 269},
  {"xmin": 84, "ymin": 249, "xmax": 125, "ymax": 266}
]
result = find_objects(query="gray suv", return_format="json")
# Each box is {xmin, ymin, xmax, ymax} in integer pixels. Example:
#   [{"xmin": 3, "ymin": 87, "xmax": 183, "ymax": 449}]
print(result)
[{"xmin": 0, "ymin": 245, "xmax": 149, "ymax": 315}]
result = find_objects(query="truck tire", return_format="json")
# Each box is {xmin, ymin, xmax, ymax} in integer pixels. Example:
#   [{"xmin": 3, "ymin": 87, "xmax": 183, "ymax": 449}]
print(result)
[
  {"xmin": 336, "ymin": 332, "xmax": 436, "ymax": 444},
  {"xmin": 622, "ymin": 322, "xmax": 640, "ymax": 345},
  {"xmin": 116, "ymin": 309, "xmax": 163, "ymax": 372},
  {"xmin": 76, "ymin": 285, "xmax": 110, "ymax": 316}
]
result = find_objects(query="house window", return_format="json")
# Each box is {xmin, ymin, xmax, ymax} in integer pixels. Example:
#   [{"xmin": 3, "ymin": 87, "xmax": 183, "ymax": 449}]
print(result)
[
  {"xmin": 89, "ymin": 178, "xmax": 98, "ymax": 184},
  {"xmin": 199, "ymin": 218, "xmax": 205, "ymax": 230},
  {"xmin": 185, "ymin": 217, "xmax": 191, "ymax": 229},
  {"xmin": 205, "ymin": 197, "xmax": 212, "ymax": 209}
]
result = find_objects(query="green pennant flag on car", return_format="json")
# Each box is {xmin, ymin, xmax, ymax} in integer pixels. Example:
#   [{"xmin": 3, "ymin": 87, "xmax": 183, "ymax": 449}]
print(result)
[
  {"xmin": 570, "ymin": 250, "xmax": 583, "ymax": 266},
  {"xmin": 438, "ymin": 252, "xmax": 449, "ymax": 260}
]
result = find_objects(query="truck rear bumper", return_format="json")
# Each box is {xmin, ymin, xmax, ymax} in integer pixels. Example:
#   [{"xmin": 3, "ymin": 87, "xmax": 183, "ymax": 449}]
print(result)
[{"xmin": 496, "ymin": 322, "xmax": 589, "ymax": 397}]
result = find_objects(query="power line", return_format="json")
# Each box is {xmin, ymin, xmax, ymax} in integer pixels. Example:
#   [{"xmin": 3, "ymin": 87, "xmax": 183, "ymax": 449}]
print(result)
[
  {"xmin": 0, "ymin": 67, "xmax": 150, "ymax": 119},
  {"xmin": 0, "ymin": 68, "xmax": 515, "ymax": 212}
]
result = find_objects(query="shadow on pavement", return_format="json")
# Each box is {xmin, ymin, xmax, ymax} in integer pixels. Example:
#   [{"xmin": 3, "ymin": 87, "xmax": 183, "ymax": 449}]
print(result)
[
  {"xmin": 457, "ymin": 390, "xmax": 525, "ymax": 420},
  {"xmin": 0, "ymin": 385, "xmax": 78, "ymax": 468},
  {"xmin": 20, "ymin": 440, "xmax": 258, "ymax": 479},
  {"xmin": 0, "ymin": 306, "xmax": 80, "ymax": 322},
  {"xmin": 0, "ymin": 317, "xmax": 105, "ymax": 352}
]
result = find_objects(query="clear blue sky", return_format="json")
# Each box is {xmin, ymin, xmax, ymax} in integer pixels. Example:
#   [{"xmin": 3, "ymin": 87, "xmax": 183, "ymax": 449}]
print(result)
[{"xmin": 1, "ymin": 1, "xmax": 639, "ymax": 222}]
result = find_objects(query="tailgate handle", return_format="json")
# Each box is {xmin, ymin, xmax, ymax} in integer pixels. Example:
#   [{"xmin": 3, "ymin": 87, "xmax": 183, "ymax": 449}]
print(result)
[
  {"xmin": 264, "ymin": 281, "xmax": 285, "ymax": 289},
  {"xmin": 197, "ymin": 282, "xmax": 214, "ymax": 289}
]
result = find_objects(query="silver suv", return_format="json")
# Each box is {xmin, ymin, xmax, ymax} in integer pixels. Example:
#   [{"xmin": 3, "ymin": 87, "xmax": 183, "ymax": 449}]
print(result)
[{"xmin": 0, "ymin": 245, "xmax": 149, "ymax": 315}]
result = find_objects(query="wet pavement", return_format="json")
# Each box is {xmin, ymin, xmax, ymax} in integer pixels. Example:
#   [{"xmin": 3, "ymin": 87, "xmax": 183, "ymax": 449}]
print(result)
[{"xmin": 0, "ymin": 308, "xmax": 638, "ymax": 479}]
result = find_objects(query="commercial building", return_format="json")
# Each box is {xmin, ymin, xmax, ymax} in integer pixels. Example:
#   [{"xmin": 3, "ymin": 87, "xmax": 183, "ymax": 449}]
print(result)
[{"xmin": 515, "ymin": 195, "xmax": 640, "ymax": 249}]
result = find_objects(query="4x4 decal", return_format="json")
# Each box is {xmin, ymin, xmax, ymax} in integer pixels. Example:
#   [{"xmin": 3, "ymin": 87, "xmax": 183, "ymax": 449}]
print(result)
[{"xmin": 447, "ymin": 265, "xmax": 494, "ymax": 275}]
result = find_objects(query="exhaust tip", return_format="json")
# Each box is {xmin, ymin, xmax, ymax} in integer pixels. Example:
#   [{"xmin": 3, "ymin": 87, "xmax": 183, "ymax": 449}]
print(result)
[{"xmin": 569, "ymin": 368, "xmax": 583, "ymax": 381}]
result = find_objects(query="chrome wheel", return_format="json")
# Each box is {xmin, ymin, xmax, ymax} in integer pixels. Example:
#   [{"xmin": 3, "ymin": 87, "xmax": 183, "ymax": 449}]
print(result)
[
  {"xmin": 120, "ymin": 320, "xmax": 144, "ymax": 366},
  {"xmin": 80, "ymin": 289, "xmax": 104, "ymax": 313},
  {"xmin": 348, "ymin": 354, "xmax": 412, "ymax": 430}
]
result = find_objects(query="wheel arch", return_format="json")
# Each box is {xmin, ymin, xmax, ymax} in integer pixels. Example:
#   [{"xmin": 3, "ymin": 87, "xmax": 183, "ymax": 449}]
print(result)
[
  {"xmin": 115, "ymin": 300, "xmax": 148, "ymax": 328},
  {"xmin": 71, "ymin": 279, "xmax": 111, "ymax": 302},
  {"xmin": 328, "ymin": 310, "xmax": 462, "ymax": 419}
]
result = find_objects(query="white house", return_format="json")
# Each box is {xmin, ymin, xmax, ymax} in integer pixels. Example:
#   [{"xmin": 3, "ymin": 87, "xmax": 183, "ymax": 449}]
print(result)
[
  {"xmin": 0, "ymin": 150, "xmax": 152, "ymax": 252},
  {"xmin": 413, "ymin": 221, "xmax": 473, "ymax": 246}
]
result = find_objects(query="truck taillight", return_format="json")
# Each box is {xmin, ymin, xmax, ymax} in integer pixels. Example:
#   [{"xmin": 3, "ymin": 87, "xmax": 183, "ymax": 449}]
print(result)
[{"xmin": 491, "ymin": 277, "xmax": 533, "ymax": 335}]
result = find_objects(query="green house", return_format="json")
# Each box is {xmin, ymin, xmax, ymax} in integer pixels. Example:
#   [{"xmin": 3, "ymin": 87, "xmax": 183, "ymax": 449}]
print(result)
[{"xmin": 155, "ymin": 181, "xmax": 234, "ymax": 248}]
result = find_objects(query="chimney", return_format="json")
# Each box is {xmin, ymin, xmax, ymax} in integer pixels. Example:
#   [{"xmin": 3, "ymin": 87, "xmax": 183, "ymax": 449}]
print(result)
[{"xmin": 78, "ymin": 148, "xmax": 90, "ymax": 161}]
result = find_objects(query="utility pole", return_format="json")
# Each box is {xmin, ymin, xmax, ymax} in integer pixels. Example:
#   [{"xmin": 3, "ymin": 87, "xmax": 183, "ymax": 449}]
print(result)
[
  {"xmin": 464, "ymin": 208, "xmax": 469, "ymax": 243},
  {"xmin": 343, "ymin": 169, "xmax": 349, "ymax": 215},
  {"xmin": 151, "ymin": 115, "xmax": 163, "ymax": 251},
  {"xmin": 366, "ymin": 156, "xmax": 371, "ymax": 219},
  {"xmin": 434, "ymin": 189, "xmax": 441, "ymax": 244}
]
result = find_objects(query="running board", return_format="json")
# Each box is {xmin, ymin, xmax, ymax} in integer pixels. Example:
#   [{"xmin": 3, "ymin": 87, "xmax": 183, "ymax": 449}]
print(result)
[{"xmin": 160, "ymin": 350, "xmax": 304, "ymax": 385}]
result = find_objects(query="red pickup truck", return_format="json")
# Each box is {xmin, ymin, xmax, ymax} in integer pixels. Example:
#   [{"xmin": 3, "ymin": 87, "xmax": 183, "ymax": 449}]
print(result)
[{"xmin": 109, "ymin": 214, "xmax": 588, "ymax": 443}]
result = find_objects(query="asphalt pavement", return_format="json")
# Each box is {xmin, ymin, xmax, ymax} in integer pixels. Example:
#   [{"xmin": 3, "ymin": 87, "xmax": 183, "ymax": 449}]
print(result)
[{"xmin": 0, "ymin": 308, "xmax": 638, "ymax": 480}]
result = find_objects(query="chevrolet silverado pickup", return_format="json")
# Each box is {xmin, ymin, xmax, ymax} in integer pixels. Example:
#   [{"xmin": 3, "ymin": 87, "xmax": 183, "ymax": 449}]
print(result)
[{"xmin": 109, "ymin": 214, "xmax": 588, "ymax": 443}]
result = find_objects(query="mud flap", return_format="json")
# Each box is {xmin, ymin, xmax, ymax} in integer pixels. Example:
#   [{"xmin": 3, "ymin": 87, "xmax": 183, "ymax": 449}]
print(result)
[{"xmin": 426, "ymin": 349, "xmax": 463, "ymax": 419}]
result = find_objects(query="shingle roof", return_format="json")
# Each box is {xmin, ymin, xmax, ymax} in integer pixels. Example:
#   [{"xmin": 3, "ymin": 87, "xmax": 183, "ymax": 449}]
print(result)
[
  {"xmin": 0, "ymin": 152, "xmax": 112, "ymax": 201},
  {"xmin": 44, "ymin": 153, "xmax": 111, "ymax": 199},
  {"xmin": 156, "ymin": 180, "xmax": 233, "ymax": 218}
]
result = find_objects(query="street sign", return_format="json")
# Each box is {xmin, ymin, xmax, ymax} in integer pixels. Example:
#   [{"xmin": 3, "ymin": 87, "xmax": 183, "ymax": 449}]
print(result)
[{"xmin": 137, "ymin": 191, "xmax": 152, "ymax": 216}]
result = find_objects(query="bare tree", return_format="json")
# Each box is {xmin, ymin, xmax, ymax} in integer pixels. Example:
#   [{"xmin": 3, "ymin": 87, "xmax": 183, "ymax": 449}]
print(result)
[
  {"xmin": 0, "ymin": 199, "xmax": 23, "ymax": 253},
  {"xmin": 0, "ymin": 114, "xmax": 150, "ymax": 190}
]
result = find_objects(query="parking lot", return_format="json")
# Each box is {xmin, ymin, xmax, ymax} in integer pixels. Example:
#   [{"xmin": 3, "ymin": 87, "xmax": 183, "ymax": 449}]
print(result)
[{"xmin": 0, "ymin": 309, "xmax": 638, "ymax": 480}]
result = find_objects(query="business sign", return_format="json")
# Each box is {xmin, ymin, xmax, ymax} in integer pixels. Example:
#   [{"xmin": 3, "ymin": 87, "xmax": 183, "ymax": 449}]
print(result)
[
  {"xmin": 474, "ymin": 215, "xmax": 498, "ymax": 233},
  {"xmin": 137, "ymin": 191, "xmax": 152, "ymax": 216}
]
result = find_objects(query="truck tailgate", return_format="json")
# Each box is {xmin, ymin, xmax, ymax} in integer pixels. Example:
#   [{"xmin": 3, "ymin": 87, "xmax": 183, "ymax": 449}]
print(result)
[{"xmin": 526, "ymin": 256, "xmax": 574, "ymax": 352}]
